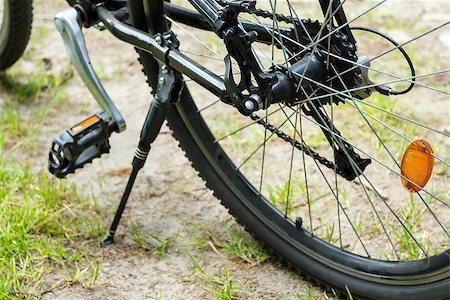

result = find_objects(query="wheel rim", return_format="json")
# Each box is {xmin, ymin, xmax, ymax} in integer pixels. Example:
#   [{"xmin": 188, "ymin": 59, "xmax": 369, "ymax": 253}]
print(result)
[
  {"xmin": 160, "ymin": 0, "xmax": 449, "ymax": 279},
  {"xmin": 173, "ymin": 94, "xmax": 449, "ymax": 284}
]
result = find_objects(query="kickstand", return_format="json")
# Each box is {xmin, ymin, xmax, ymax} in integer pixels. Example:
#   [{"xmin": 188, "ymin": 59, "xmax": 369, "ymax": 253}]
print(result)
[{"xmin": 101, "ymin": 65, "xmax": 182, "ymax": 245}]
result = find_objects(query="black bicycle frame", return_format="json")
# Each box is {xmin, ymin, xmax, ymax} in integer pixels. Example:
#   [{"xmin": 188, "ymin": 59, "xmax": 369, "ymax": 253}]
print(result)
[
  {"xmin": 96, "ymin": 0, "xmax": 271, "ymax": 106},
  {"xmin": 186, "ymin": 0, "xmax": 222, "ymax": 29},
  {"xmin": 163, "ymin": 2, "xmax": 282, "ymax": 45},
  {"xmin": 105, "ymin": 0, "xmax": 312, "ymax": 101},
  {"xmin": 74, "ymin": 0, "xmax": 348, "ymax": 110},
  {"xmin": 97, "ymin": 2, "xmax": 228, "ymax": 99}
]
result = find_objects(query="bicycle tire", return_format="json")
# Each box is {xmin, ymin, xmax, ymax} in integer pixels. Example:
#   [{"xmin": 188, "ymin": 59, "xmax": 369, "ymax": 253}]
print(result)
[
  {"xmin": 128, "ymin": 1, "xmax": 450, "ymax": 299},
  {"xmin": 0, "ymin": 0, "xmax": 32, "ymax": 71}
]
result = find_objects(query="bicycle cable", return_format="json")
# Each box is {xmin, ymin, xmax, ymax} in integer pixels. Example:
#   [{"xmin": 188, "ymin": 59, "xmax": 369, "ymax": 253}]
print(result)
[{"xmin": 350, "ymin": 26, "xmax": 416, "ymax": 95}]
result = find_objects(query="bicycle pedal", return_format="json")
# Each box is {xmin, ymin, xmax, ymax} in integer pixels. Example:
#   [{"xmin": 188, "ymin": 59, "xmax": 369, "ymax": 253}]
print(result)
[{"xmin": 48, "ymin": 112, "xmax": 116, "ymax": 178}]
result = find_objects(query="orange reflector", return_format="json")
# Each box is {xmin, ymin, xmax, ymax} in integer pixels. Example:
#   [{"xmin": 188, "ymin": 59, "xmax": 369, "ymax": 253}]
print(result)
[
  {"xmin": 70, "ymin": 115, "xmax": 100, "ymax": 135},
  {"xmin": 400, "ymin": 139, "xmax": 434, "ymax": 193}
]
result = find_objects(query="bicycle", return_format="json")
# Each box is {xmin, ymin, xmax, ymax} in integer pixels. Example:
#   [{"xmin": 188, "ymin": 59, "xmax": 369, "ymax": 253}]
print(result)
[
  {"xmin": 10, "ymin": 0, "xmax": 446, "ymax": 298},
  {"xmin": 0, "ymin": 0, "xmax": 32, "ymax": 71}
]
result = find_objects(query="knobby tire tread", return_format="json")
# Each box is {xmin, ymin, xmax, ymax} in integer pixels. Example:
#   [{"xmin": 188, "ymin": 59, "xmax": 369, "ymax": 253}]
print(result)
[
  {"xmin": 0, "ymin": 0, "xmax": 32, "ymax": 70},
  {"xmin": 129, "ymin": 1, "xmax": 449, "ymax": 299}
]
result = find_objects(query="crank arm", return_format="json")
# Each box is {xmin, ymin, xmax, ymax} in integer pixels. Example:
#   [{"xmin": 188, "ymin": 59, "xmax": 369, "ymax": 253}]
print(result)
[{"xmin": 55, "ymin": 8, "xmax": 126, "ymax": 132}]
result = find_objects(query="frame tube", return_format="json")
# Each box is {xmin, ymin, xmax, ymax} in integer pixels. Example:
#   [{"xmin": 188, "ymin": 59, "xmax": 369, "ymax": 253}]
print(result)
[{"xmin": 97, "ymin": 6, "xmax": 227, "ymax": 99}]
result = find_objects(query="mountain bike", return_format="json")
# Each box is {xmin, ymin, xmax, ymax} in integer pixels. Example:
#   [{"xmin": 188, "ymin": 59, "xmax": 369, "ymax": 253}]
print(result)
[
  {"xmin": 0, "ymin": 0, "xmax": 32, "ymax": 70},
  {"xmin": 45, "ymin": 0, "xmax": 448, "ymax": 299}
]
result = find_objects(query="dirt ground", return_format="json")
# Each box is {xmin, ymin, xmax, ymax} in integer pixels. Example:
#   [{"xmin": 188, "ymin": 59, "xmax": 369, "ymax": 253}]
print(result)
[
  {"xmin": 2, "ymin": 1, "xmax": 449, "ymax": 299},
  {"xmin": 4, "ymin": 2, "xmax": 326, "ymax": 299}
]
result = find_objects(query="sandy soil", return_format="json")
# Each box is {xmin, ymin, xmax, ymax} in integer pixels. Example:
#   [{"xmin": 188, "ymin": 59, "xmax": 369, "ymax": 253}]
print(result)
[
  {"xmin": 2, "ymin": 1, "xmax": 448, "ymax": 299},
  {"xmin": 4, "ymin": 2, "xmax": 325, "ymax": 299}
]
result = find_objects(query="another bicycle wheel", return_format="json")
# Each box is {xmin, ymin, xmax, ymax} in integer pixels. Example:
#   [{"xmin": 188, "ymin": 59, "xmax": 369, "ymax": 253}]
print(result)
[
  {"xmin": 0, "ymin": 0, "xmax": 32, "ymax": 71},
  {"xmin": 130, "ymin": 1, "xmax": 449, "ymax": 298}
]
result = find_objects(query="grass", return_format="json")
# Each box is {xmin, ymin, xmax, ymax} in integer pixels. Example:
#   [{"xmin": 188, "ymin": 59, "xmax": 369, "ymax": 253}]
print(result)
[
  {"xmin": 0, "ymin": 60, "xmax": 73, "ymax": 104},
  {"xmin": 130, "ymin": 221, "xmax": 177, "ymax": 257},
  {"xmin": 268, "ymin": 175, "xmax": 310, "ymax": 220},
  {"xmin": 185, "ymin": 222, "xmax": 272, "ymax": 267},
  {"xmin": 0, "ymin": 59, "xmax": 74, "ymax": 151},
  {"xmin": 155, "ymin": 289, "xmax": 164, "ymax": 300},
  {"xmin": 315, "ymin": 218, "xmax": 341, "ymax": 245},
  {"xmin": 391, "ymin": 194, "xmax": 431, "ymax": 259},
  {"xmin": 0, "ymin": 137, "xmax": 104, "ymax": 298},
  {"xmin": 292, "ymin": 288, "xmax": 315, "ymax": 300},
  {"xmin": 0, "ymin": 44, "xmax": 104, "ymax": 297},
  {"xmin": 186, "ymin": 252, "xmax": 256, "ymax": 299}
]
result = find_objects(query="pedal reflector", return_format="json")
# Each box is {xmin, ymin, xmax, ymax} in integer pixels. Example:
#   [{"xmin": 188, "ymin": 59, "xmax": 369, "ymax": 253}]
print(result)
[
  {"xmin": 400, "ymin": 139, "xmax": 434, "ymax": 193},
  {"xmin": 70, "ymin": 115, "xmax": 100, "ymax": 134}
]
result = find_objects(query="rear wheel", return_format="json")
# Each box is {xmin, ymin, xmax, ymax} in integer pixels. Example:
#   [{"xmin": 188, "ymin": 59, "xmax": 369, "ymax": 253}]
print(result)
[
  {"xmin": 129, "ymin": 1, "xmax": 449, "ymax": 298},
  {"xmin": 0, "ymin": 0, "xmax": 32, "ymax": 71}
]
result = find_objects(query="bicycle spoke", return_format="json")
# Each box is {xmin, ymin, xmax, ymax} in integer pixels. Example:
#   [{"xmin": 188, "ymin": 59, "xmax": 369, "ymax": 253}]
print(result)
[
  {"xmin": 330, "ymin": 21, "xmax": 450, "ymax": 81},
  {"xmin": 288, "ymin": 68, "xmax": 450, "ymax": 141},
  {"xmin": 236, "ymin": 110, "xmax": 295, "ymax": 171},
  {"xmin": 180, "ymin": 50, "xmax": 226, "ymax": 62},
  {"xmin": 166, "ymin": 0, "xmax": 449, "ymax": 264},
  {"xmin": 279, "ymin": 104, "xmax": 370, "ymax": 256},
  {"xmin": 214, "ymin": 106, "xmax": 284, "ymax": 142},
  {"xmin": 197, "ymin": 99, "xmax": 222, "ymax": 113},
  {"xmin": 285, "ymin": 104, "xmax": 298, "ymax": 218},
  {"xmin": 296, "ymin": 110, "xmax": 450, "ymax": 208},
  {"xmin": 298, "ymin": 103, "xmax": 313, "ymax": 235},
  {"xmin": 301, "ymin": 89, "xmax": 402, "ymax": 259},
  {"xmin": 286, "ymin": 0, "xmax": 387, "ymax": 63},
  {"xmin": 246, "ymin": 15, "xmax": 450, "ymax": 96},
  {"xmin": 416, "ymin": 192, "xmax": 450, "ymax": 239},
  {"xmin": 330, "ymin": 91, "xmax": 449, "ymax": 168}
]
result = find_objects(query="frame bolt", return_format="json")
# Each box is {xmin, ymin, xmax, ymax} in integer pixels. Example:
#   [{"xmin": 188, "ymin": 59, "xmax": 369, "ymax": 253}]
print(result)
[
  {"xmin": 155, "ymin": 35, "xmax": 162, "ymax": 45},
  {"xmin": 158, "ymin": 77, "xmax": 165, "ymax": 85},
  {"xmin": 244, "ymin": 100, "xmax": 255, "ymax": 111},
  {"xmin": 295, "ymin": 217, "xmax": 303, "ymax": 230},
  {"xmin": 249, "ymin": 94, "xmax": 263, "ymax": 109},
  {"xmin": 161, "ymin": 65, "xmax": 169, "ymax": 74}
]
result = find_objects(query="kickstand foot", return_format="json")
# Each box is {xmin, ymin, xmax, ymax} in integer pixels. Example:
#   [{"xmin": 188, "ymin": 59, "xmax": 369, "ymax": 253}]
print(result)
[{"xmin": 101, "ymin": 234, "xmax": 115, "ymax": 246}]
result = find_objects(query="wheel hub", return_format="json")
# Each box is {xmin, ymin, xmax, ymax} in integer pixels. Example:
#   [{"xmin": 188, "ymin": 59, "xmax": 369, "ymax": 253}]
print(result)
[{"xmin": 284, "ymin": 20, "xmax": 362, "ymax": 106}]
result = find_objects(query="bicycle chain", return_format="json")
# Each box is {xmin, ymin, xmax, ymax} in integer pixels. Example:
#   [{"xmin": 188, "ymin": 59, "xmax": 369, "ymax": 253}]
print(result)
[
  {"xmin": 250, "ymin": 113, "xmax": 343, "ymax": 176},
  {"xmin": 216, "ymin": 1, "xmax": 346, "ymax": 175}
]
